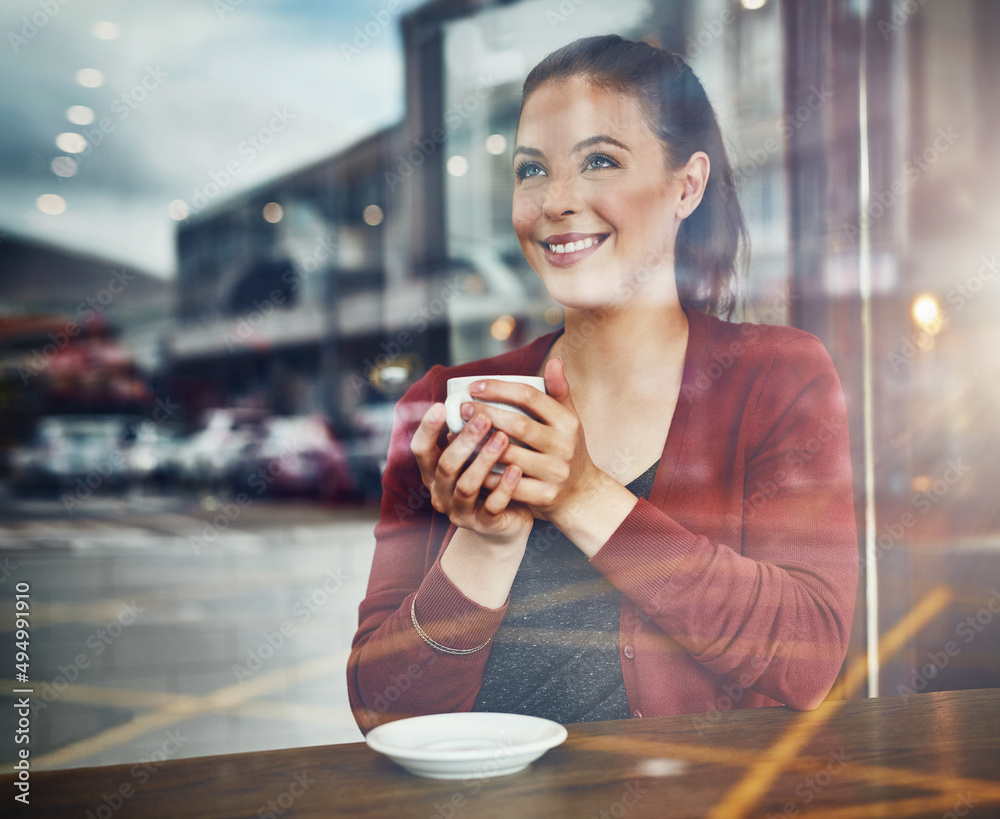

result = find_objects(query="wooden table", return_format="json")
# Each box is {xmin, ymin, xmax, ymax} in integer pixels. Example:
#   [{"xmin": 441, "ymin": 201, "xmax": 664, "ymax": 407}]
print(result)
[{"xmin": 6, "ymin": 689, "xmax": 1000, "ymax": 818}]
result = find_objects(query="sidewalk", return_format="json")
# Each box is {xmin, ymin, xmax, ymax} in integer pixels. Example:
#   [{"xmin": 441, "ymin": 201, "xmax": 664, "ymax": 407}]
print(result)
[{"xmin": 0, "ymin": 493, "xmax": 377, "ymax": 771}]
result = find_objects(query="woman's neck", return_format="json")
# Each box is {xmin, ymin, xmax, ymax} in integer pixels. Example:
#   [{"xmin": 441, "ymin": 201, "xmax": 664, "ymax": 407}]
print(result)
[{"xmin": 552, "ymin": 299, "xmax": 689, "ymax": 396}]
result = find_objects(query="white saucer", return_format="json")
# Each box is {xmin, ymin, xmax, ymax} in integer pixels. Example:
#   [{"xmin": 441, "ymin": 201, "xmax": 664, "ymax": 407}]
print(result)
[{"xmin": 365, "ymin": 712, "xmax": 568, "ymax": 780}]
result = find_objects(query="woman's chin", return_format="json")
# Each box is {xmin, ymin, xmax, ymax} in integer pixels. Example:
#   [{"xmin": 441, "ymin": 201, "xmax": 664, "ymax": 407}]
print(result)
[{"xmin": 543, "ymin": 290, "xmax": 626, "ymax": 313}]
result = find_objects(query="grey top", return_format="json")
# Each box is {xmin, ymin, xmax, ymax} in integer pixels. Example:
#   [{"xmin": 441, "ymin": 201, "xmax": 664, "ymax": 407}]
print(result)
[{"xmin": 472, "ymin": 461, "xmax": 659, "ymax": 723}]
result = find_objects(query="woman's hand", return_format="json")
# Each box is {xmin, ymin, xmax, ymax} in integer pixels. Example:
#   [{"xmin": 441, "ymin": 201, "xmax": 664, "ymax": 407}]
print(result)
[
  {"xmin": 410, "ymin": 402, "xmax": 533, "ymax": 547},
  {"xmin": 474, "ymin": 358, "xmax": 605, "ymax": 523}
]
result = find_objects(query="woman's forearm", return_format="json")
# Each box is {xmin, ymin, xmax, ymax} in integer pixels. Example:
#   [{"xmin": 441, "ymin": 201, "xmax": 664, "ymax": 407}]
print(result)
[{"xmin": 440, "ymin": 526, "xmax": 529, "ymax": 608}]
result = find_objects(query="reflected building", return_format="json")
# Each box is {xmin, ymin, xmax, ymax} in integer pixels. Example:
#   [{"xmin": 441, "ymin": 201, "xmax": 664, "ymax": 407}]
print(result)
[{"xmin": 170, "ymin": 126, "xmax": 408, "ymax": 427}]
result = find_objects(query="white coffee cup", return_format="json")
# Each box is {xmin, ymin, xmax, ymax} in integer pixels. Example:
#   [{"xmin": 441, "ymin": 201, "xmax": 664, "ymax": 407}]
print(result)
[{"xmin": 444, "ymin": 375, "xmax": 546, "ymax": 436}]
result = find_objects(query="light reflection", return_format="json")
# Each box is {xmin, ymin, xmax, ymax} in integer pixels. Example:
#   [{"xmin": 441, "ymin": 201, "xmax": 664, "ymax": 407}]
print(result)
[
  {"xmin": 485, "ymin": 134, "xmax": 507, "ymax": 155},
  {"xmin": 75, "ymin": 68, "xmax": 104, "ymax": 88},
  {"xmin": 447, "ymin": 155, "xmax": 468, "ymax": 177},
  {"xmin": 490, "ymin": 315, "xmax": 515, "ymax": 341},
  {"xmin": 36, "ymin": 194, "xmax": 67, "ymax": 215},
  {"xmin": 263, "ymin": 202, "xmax": 284, "ymax": 223},
  {"xmin": 55, "ymin": 133, "xmax": 87, "ymax": 153},
  {"xmin": 51, "ymin": 157, "xmax": 78, "ymax": 178},
  {"xmin": 913, "ymin": 294, "xmax": 943, "ymax": 334},
  {"xmin": 66, "ymin": 105, "xmax": 95, "ymax": 125},
  {"xmin": 93, "ymin": 22, "xmax": 120, "ymax": 40},
  {"xmin": 463, "ymin": 274, "xmax": 485, "ymax": 295},
  {"xmin": 363, "ymin": 204, "xmax": 383, "ymax": 226},
  {"xmin": 168, "ymin": 200, "xmax": 190, "ymax": 221}
]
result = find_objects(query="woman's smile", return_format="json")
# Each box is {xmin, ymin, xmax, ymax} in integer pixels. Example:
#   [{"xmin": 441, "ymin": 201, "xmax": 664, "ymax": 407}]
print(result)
[{"xmin": 540, "ymin": 232, "xmax": 609, "ymax": 267}]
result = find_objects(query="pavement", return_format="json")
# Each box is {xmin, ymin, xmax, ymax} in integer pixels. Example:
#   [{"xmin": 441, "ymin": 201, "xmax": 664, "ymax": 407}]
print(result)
[{"xmin": 0, "ymin": 487, "xmax": 379, "ymax": 771}]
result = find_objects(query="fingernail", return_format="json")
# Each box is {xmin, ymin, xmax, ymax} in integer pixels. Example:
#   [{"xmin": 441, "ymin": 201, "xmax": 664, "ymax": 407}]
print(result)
[
  {"xmin": 470, "ymin": 381, "xmax": 486, "ymax": 394},
  {"xmin": 460, "ymin": 402, "xmax": 473, "ymax": 421},
  {"xmin": 470, "ymin": 414, "xmax": 488, "ymax": 432},
  {"xmin": 429, "ymin": 403, "xmax": 443, "ymax": 421},
  {"xmin": 488, "ymin": 431, "xmax": 505, "ymax": 450}
]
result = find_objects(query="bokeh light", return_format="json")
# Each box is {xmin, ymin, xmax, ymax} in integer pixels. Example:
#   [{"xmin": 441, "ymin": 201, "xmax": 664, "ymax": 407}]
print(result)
[
  {"xmin": 485, "ymin": 134, "xmax": 507, "ymax": 155},
  {"xmin": 490, "ymin": 314, "xmax": 516, "ymax": 341},
  {"xmin": 75, "ymin": 68, "xmax": 104, "ymax": 88},
  {"xmin": 463, "ymin": 274, "xmax": 485, "ymax": 295},
  {"xmin": 544, "ymin": 306, "xmax": 564, "ymax": 326},
  {"xmin": 51, "ymin": 157, "xmax": 78, "ymax": 178},
  {"xmin": 913, "ymin": 294, "xmax": 943, "ymax": 334},
  {"xmin": 66, "ymin": 105, "xmax": 95, "ymax": 125},
  {"xmin": 56, "ymin": 133, "xmax": 87, "ymax": 154},
  {"xmin": 363, "ymin": 204, "xmax": 383, "ymax": 226},
  {"xmin": 168, "ymin": 200, "xmax": 190, "ymax": 221},
  {"xmin": 36, "ymin": 194, "xmax": 67, "ymax": 215},
  {"xmin": 263, "ymin": 202, "xmax": 284, "ymax": 223},
  {"xmin": 93, "ymin": 21, "xmax": 120, "ymax": 40},
  {"xmin": 446, "ymin": 155, "xmax": 468, "ymax": 177}
]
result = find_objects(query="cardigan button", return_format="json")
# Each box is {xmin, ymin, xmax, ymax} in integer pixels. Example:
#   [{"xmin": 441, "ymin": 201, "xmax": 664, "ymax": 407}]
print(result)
[
  {"xmin": 623, "ymin": 644, "xmax": 635, "ymax": 660},
  {"xmin": 631, "ymin": 709, "xmax": 643, "ymax": 719}
]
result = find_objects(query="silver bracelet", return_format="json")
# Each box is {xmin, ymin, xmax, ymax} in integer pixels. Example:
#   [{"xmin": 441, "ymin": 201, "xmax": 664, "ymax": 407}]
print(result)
[{"xmin": 410, "ymin": 596, "xmax": 491, "ymax": 656}]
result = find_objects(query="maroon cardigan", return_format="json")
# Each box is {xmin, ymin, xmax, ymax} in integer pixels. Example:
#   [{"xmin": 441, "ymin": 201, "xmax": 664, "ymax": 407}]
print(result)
[{"xmin": 347, "ymin": 309, "xmax": 858, "ymax": 734}]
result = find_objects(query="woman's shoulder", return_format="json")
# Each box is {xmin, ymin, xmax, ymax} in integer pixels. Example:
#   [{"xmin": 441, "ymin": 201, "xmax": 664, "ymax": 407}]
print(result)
[
  {"xmin": 683, "ymin": 309, "xmax": 840, "ymax": 405},
  {"xmin": 695, "ymin": 309, "xmax": 832, "ymax": 368},
  {"xmin": 684, "ymin": 311, "xmax": 846, "ymax": 440}
]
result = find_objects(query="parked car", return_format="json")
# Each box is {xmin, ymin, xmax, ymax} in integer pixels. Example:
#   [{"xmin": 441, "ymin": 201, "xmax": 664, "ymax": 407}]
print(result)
[
  {"xmin": 345, "ymin": 399, "xmax": 432, "ymax": 502},
  {"xmin": 124, "ymin": 420, "xmax": 186, "ymax": 491},
  {"xmin": 10, "ymin": 415, "xmax": 138, "ymax": 495},
  {"xmin": 236, "ymin": 414, "xmax": 354, "ymax": 501},
  {"xmin": 174, "ymin": 408, "xmax": 266, "ymax": 494}
]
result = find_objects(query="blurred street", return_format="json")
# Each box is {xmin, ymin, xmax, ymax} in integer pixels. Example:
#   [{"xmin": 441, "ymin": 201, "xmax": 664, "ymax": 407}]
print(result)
[{"xmin": 0, "ymin": 486, "xmax": 378, "ymax": 770}]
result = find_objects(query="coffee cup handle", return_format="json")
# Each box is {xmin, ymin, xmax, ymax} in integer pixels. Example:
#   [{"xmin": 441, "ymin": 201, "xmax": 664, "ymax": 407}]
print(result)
[{"xmin": 444, "ymin": 389, "xmax": 473, "ymax": 434}]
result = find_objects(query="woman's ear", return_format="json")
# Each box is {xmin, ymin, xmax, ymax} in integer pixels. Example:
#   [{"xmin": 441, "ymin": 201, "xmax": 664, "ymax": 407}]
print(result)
[{"xmin": 676, "ymin": 151, "xmax": 710, "ymax": 219}]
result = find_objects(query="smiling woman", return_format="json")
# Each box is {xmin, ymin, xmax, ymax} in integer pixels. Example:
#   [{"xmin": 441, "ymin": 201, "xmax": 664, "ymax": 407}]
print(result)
[{"xmin": 348, "ymin": 35, "xmax": 858, "ymax": 733}]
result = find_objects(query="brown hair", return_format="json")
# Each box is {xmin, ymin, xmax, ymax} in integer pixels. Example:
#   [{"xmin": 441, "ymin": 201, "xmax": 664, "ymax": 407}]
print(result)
[{"xmin": 519, "ymin": 35, "xmax": 747, "ymax": 318}]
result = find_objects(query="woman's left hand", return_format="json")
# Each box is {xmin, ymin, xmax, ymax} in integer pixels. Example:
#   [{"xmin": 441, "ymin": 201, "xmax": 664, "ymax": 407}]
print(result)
[{"xmin": 473, "ymin": 357, "xmax": 600, "ymax": 522}]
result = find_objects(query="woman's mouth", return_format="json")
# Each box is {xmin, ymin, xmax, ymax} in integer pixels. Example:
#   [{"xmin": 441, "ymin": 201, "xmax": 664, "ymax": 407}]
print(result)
[{"xmin": 539, "ymin": 233, "xmax": 608, "ymax": 267}]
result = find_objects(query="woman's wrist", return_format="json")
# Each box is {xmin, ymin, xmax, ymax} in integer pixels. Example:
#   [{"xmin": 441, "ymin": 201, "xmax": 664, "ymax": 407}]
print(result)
[
  {"xmin": 449, "ymin": 523, "xmax": 530, "ymax": 565},
  {"xmin": 546, "ymin": 467, "xmax": 639, "ymax": 558}
]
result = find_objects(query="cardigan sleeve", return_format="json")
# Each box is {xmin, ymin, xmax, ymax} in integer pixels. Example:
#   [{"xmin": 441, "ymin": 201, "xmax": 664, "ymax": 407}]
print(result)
[
  {"xmin": 590, "ymin": 336, "xmax": 859, "ymax": 710},
  {"xmin": 346, "ymin": 369, "xmax": 508, "ymax": 735}
]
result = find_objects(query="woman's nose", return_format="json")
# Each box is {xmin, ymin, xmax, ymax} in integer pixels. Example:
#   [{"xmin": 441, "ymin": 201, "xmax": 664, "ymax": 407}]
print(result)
[{"xmin": 541, "ymin": 176, "xmax": 582, "ymax": 219}]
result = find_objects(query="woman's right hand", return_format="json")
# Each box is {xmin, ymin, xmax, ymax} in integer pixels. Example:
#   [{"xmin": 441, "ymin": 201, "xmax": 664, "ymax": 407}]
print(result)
[{"xmin": 410, "ymin": 402, "xmax": 533, "ymax": 547}]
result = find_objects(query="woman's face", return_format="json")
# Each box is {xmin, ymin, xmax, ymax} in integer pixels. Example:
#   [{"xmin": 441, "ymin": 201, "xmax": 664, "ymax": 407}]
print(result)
[{"xmin": 512, "ymin": 76, "xmax": 692, "ymax": 311}]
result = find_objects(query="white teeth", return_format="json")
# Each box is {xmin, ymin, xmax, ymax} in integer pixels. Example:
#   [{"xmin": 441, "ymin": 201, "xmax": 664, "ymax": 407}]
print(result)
[{"xmin": 548, "ymin": 236, "xmax": 602, "ymax": 253}]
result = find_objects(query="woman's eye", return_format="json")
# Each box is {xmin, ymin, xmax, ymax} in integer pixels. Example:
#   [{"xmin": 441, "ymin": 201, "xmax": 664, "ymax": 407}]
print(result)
[
  {"xmin": 585, "ymin": 153, "xmax": 619, "ymax": 171},
  {"xmin": 515, "ymin": 161, "xmax": 545, "ymax": 180}
]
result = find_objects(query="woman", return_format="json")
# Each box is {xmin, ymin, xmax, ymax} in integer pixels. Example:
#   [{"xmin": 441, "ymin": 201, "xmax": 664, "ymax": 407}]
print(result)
[{"xmin": 347, "ymin": 35, "xmax": 857, "ymax": 733}]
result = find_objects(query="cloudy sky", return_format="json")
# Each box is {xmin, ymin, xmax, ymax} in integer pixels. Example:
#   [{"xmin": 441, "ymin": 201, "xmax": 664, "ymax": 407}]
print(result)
[{"xmin": 0, "ymin": 0, "xmax": 424, "ymax": 278}]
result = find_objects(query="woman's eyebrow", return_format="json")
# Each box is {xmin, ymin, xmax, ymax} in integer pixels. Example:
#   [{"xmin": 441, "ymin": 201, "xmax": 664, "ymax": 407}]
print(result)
[
  {"xmin": 512, "ymin": 135, "xmax": 631, "ymax": 160},
  {"xmin": 512, "ymin": 145, "xmax": 545, "ymax": 159},
  {"xmin": 572, "ymin": 134, "xmax": 631, "ymax": 153}
]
